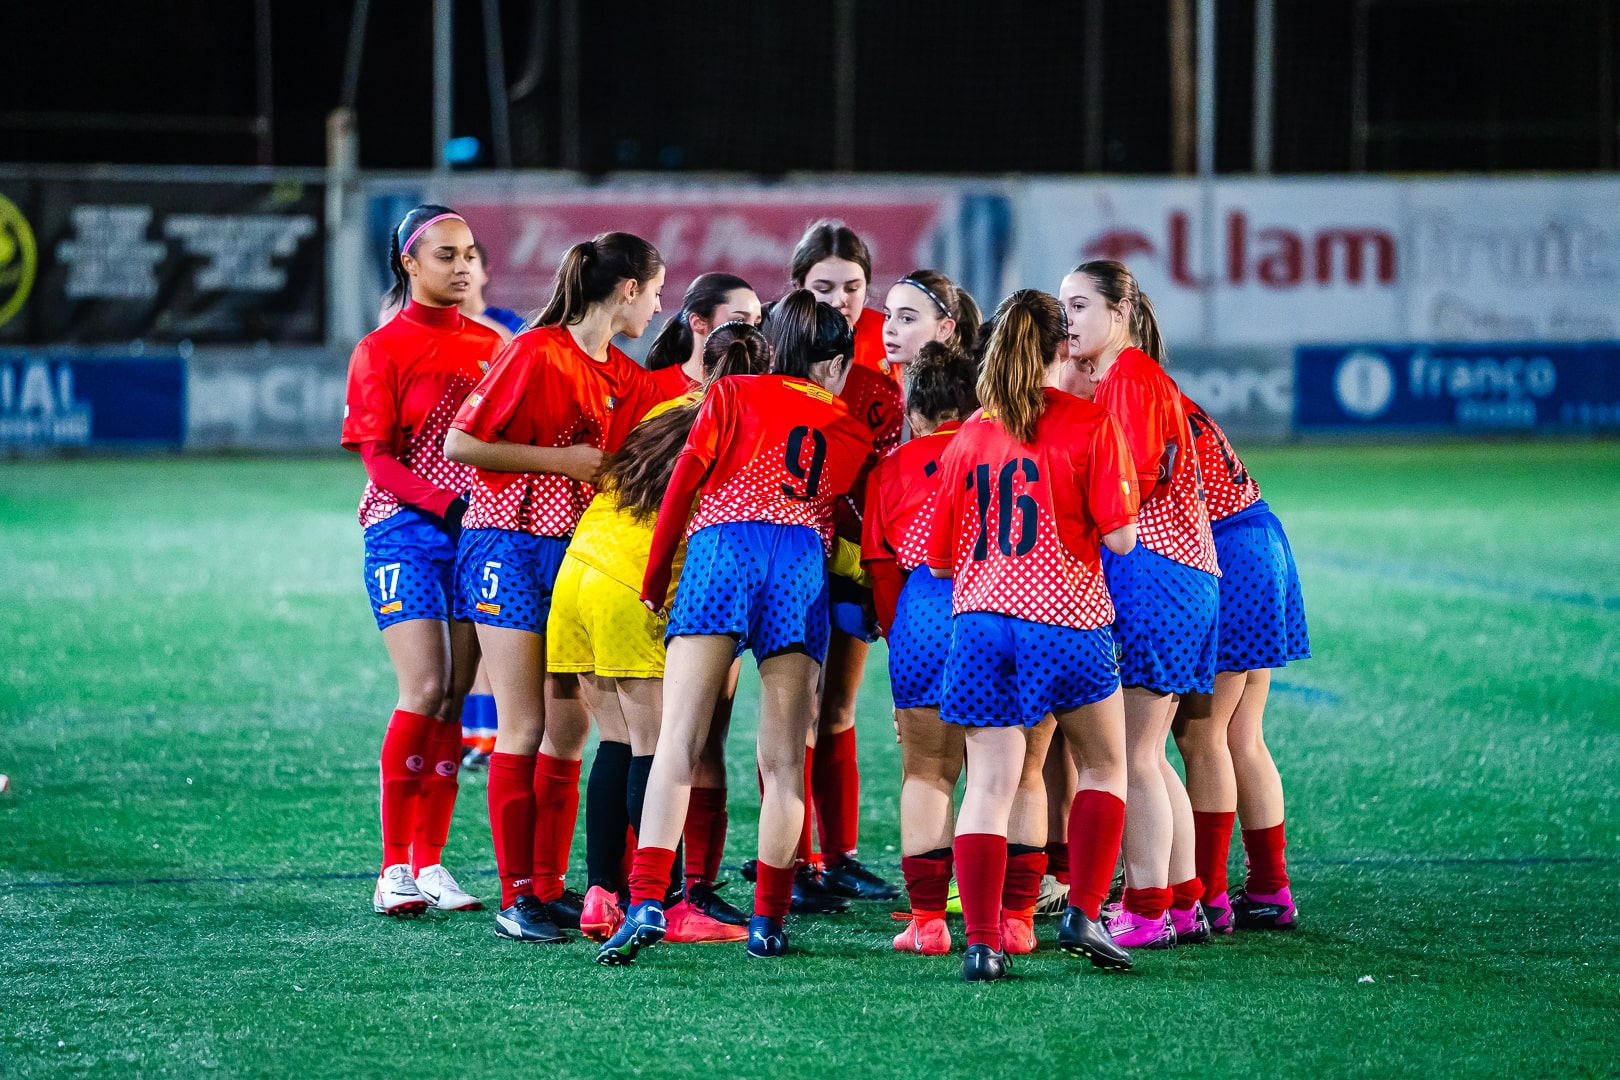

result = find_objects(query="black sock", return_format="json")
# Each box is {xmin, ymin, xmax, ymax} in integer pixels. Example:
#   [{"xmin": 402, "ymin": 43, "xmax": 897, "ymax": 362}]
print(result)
[
  {"xmin": 626, "ymin": 754, "xmax": 686, "ymax": 905},
  {"xmin": 585, "ymin": 741, "xmax": 632, "ymax": 890}
]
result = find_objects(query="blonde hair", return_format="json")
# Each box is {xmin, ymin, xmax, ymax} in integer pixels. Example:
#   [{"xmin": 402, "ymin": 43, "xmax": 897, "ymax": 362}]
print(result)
[{"xmin": 976, "ymin": 290, "xmax": 1065, "ymax": 445}]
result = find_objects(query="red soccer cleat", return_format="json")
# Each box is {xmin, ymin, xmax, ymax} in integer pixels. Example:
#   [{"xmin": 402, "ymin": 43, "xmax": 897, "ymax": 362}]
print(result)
[
  {"xmin": 663, "ymin": 899, "xmax": 748, "ymax": 943},
  {"xmin": 579, "ymin": 885, "xmax": 624, "ymax": 942},
  {"xmin": 1000, "ymin": 907, "xmax": 1038, "ymax": 955},
  {"xmin": 891, "ymin": 911, "xmax": 951, "ymax": 955}
]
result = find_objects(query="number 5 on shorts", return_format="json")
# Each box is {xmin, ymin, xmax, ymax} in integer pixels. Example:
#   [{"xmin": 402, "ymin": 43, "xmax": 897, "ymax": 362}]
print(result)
[{"xmin": 481, "ymin": 561, "xmax": 502, "ymax": 600}]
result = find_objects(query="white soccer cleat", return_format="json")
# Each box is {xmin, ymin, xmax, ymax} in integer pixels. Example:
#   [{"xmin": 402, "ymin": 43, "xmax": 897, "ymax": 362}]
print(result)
[
  {"xmin": 415, "ymin": 864, "xmax": 484, "ymax": 911},
  {"xmin": 373, "ymin": 863, "xmax": 430, "ymax": 917},
  {"xmin": 1034, "ymin": 873, "xmax": 1071, "ymax": 918}
]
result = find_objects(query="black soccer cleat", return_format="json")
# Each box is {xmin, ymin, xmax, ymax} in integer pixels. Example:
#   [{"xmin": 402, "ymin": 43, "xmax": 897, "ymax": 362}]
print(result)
[
  {"xmin": 1058, "ymin": 906, "xmax": 1133, "ymax": 971},
  {"xmin": 686, "ymin": 880, "xmax": 748, "ymax": 926},
  {"xmin": 745, "ymin": 915, "xmax": 788, "ymax": 958},
  {"xmin": 962, "ymin": 944, "xmax": 1011, "ymax": 983},
  {"xmin": 790, "ymin": 865, "xmax": 853, "ymax": 914},
  {"xmin": 494, "ymin": 895, "xmax": 567, "ymax": 943},
  {"xmin": 821, "ymin": 856, "xmax": 902, "ymax": 901},
  {"xmin": 545, "ymin": 887, "xmax": 585, "ymax": 931},
  {"xmin": 740, "ymin": 859, "xmax": 758, "ymax": 883}
]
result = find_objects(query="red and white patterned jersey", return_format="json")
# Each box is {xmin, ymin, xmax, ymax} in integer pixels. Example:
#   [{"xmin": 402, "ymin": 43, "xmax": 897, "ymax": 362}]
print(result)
[
  {"xmin": 834, "ymin": 361, "xmax": 904, "ymax": 540},
  {"xmin": 342, "ymin": 300, "xmax": 503, "ymax": 528},
  {"xmin": 1181, "ymin": 393, "xmax": 1261, "ymax": 522},
  {"xmin": 1094, "ymin": 348, "xmax": 1219, "ymax": 575},
  {"xmin": 851, "ymin": 307, "xmax": 894, "ymax": 381},
  {"xmin": 451, "ymin": 325, "xmax": 663, "ymax": 537},
  {"xmin": 682, "ymin": 374, "xmax": 874, "ymax": 550},
  {"xmin": 925, "ymin": 390, "xmax": 1139, "ymax": 630},
  {"xmin": 862, "ymin": 421, "xmax": 961, "ymax": 572},
  {"xmin": 646, "ymin": 361, "xmax": 699, "ymax": 403}
]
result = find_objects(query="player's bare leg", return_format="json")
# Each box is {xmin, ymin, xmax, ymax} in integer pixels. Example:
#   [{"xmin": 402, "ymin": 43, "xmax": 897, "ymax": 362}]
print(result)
[
  {"xmin": 1053, "ymin": 689, "xmax": 1132, "ymax": 969},
  {"xmin": 1225, "ymin": 669, "xmax": 1295, "ymax": 928},
  {"xmin": 893, "ymin": 705, "xmax": 964, "ymax": 955},
  {"xmin": 374, "ymin": 618, "xmax": 452, "ymax": 917},
  {"xmin": 815, "ymin": 632, "xmax": 897, "ymax": 900},
  {"xmin": 1000, "ymin": 717, "xmax": 1056, "ymax": 953},
  {"xmin": 1116, "ymin": 686, "xmax": 1178, "ymax": 948},
  {"xmin": 1174, "ymin": 675, "xmax": 1244, "ymax": 931}
]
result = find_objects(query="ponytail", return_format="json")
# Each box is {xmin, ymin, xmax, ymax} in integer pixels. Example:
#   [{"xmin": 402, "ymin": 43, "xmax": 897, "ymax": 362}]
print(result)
[
  {"xmin": 1131, "ymin": 290, "xmax": 1165, "ymax": 364},
  {"xmin": 1072, "ymin": 259, "xmax": 1166, "ymax": 363},
  {"xmin": 644, "ymin": 313, "xmax": 693, "ymax": 372},
  {"xmin": 533, "ymin": 231, "xmax": 663, "ymax": 329},
  {"xmin": 976, "ymin": 290, "xmax": 1065, "ymax": 445},
  {"xmin": 763, "ymin": 289, "xmax": 852, "ymax": 380},
  {"xmin": 645, "ymin": 272, "xmax": 754, "ymax": 371},
  {"xmin": 385, "ymin": 203, "xmax": 459, "ymax": 312},
  {"xmin": 701, "ymin": 321, "xmax": 771, "ymax": 384}
]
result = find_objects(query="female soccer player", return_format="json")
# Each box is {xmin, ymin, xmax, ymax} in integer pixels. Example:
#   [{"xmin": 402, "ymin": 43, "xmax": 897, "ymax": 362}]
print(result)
[
  {"xmin": 551, "ymin": 322, "xmax": 772, "ymax": 947},
  {"xmin": 444, "ymin": 232, "xmax": 667, "ymax": 943},
  {"xmin": 1062, "ymin": 260, "xmax": 1220, "ymax": 950},
  {"xmin": 343, "ymin": 204, "xmax": 504, "ymax": 917},
  {"xmin": 596, "ymin": 290, "xmax": 874, "ymax": 964},
  {"xmin": 1171, "ymin": 395, "xmax": 1309, "ymax": 931},
  {"xmin": 784, "ymin": 221, "xmax": 903, "ymax": 904},
  {"xmin": 861, "ymin": 342, "xmax": 978, "ymax": 955},
  {"xmin": 643, "ymin": 272, "xmax": 763, "ymax": 399},
  {"xmin": 881, "ymin": 269, "xmax": 982, "ymax": 372},
  {"xmin": 924, "ymin": 290, "xmax": 1140, "ymax": 982}
]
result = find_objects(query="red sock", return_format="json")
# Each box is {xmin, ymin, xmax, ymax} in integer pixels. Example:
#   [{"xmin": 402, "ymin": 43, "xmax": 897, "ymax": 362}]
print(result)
[
  {"xmin": 1067, "ymin": 789, "xmax": 1126, "ymax": 920},
  {"xmin": 795, "ymin": 756, "xmax": 815, "ymax": 866},
  {"xmin": 379, "ymin": 709, "xmax": 435, "ymax": 870},
  {"xmin": 813, "ymin": 727, "xmax": 860, "ymax": 859},
  {"xmin": 487, "ymin": 751, "xmax": 537, "ymax": 907},
  {"xmin": 1002, "ymin": 846, "xmax": 1047, "ymax": 913},
  {"xmin": 1242, "ymin": 822, "xmax": 1290, "ymax": 894},
  {"xmin": 753, "ymin": 859, "xmax": 795, "ymax": 920},
  {"xmin": 954, "ymin": 833, "xmax": 1007, "ymax": 950},
  {"xmin": 411, "ymin": 721, "xmax": 464, "ymax": 873},
  {"xmin": 1170, "ymin": 876, "xmax": 1204, "ymax": 911},
  {"xmin": 531, "ymin": 753, "xmax": 581, "ymax": 903},
  {"xmin": 628, "ymin": 845, "xmax": 677, "ymax": 905},
  {"xmin": 1123, "ymin": 885, "xmax": 1172, "ymax": 919},
  {"xmin": 1193, "ymin": 810, "xmax": 1237, "ymax": 902},
  {"xmin": 900, "ymin": 851, "xmax": 952, "ymax": 914},
  {"xmin": 1045, "ymin": 840, "xmax": 1070, "ymax": 887},
  {"xmin": 685, "ymin": 787, "xmax": 727, "ymax": 889}
]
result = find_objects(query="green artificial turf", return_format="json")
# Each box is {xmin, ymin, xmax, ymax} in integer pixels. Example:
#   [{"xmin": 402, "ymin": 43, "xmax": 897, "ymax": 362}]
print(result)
[{"xmin": 2, "ymin": 444, "xmax": 1617, "ymax": 1078}]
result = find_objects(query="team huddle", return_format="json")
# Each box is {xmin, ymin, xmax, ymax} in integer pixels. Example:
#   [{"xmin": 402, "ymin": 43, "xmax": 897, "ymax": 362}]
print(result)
[{"xmin": 342, "ymin": 206, "xmax": 1309, "ymax": 982}]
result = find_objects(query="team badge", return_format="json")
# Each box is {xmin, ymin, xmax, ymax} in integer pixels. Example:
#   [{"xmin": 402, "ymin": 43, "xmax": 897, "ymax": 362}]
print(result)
[{"xmin": 604, "ymin": 395, "xmax": 617, "ymax": 411}]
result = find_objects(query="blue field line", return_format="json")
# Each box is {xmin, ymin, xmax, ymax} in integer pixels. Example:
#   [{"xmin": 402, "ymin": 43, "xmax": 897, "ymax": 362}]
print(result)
[
  {"xmin": 1302, "ymin": 551, "xmax": 1620, "ymax": 613},
  {"xmin": 5, "ymin": 853, "xmax": 1617, "ymax": 891}
]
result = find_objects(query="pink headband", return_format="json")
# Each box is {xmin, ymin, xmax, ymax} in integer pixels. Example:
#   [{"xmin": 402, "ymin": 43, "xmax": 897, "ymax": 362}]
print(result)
[{"xmin": 400, "ymin": 213, "xmax": 465, "ymax": 255}]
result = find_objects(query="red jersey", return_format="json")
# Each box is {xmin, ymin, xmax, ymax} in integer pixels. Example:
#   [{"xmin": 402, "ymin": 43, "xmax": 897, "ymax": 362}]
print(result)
[
  {"xmin": 451, "ymin": 325, "xmax": 663, "ymax": 537},
  {"xmin": 851, "ymin": 307, "xmax": 893, "ymax": 380},
  {"xmin": 646, "ymin": 361, "xmax": 699, "ymax": 403},
  {"xmin": 926, "ymin": 390, "xmax": 1139, "ymax": 629},
  {"xmin": 342, "ymin": 300, "xmax": 503, "ymax": 528},
  {"xmin": 834, "ymin": 361, "xmax": 904, "ymax": 540},
  {"xmin": 862, "ymin": 421, "xmax": 961, "ymax": 572},
  {"xmin": 1094, "ymin": 347, "xmax": 1219, "ymax": 575},
  {"xmin": 1181, "ymin": 393, "xmax": 1261, "ymax": 522},
  {"xmin": 683, "ymin": 374, "xmax": 874, "ymax": 549}
]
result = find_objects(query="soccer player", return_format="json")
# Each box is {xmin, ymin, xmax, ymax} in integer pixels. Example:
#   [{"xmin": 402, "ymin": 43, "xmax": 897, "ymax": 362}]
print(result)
[
  {"xmin": 1062, "ymin": 260, "xmax": 1221, "ymax": 950},
  {"xmin": 1171, "ymin": 395, "xmax": 1309, "ymax": 931},
  {"xmin": 343, "ymin": 205, "xmax": 504, "ymax": 917},
  {"xmin": 462, "ymin": 242, "xmax": 527, "ymax": 340},
  {"xmin": 861, "ymin": 342, "xmax": 978, "ymax": 955},
  {"xmin": 924, "ymin": 289, "xmax": 1139, "ymax": 982},
  {"xmin": 596, "ymin": 290, "xmax": 874, "ymax": 964},
  {"xmin": 880, "ymin": 270, "xmax": 982, "ymax": 373},
  {"xmin": 551, "ymin": 322, "xmax": 771, "ymax": 947},
  {"xmin": 444, "ymin": 232, "xmax": 667, "ymax": 944},
  {"xmin": 784, "ymin": 221, "xmax": 902, "ymax": 904},
  {"xmin": 643, "ymin": 272, "xmax": 763, "ymax": 399}
]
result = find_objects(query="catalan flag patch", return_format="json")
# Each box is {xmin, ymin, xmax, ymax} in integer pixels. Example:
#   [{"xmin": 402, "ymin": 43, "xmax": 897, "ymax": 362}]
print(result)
[
  {"xmin": 379, "ymin": 601, "xmax": 403, "ymax": 615},
  {"xmin": 476, "ymin": 601, "xmax": 501, "ymax": 615}
]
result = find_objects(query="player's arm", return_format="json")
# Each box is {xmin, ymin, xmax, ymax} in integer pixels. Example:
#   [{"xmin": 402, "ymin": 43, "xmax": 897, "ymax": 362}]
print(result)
[
  {"xmin": 445, "ymin": 346, "xmax": 602, "ymax": 481},
  {"xmin": 640, "ymin": 384, "xmax": 729, "ymax": 611},
  {"xmin": 860, "ymin": 466, "xmax": 902, "ymax": 633},
  {"xmin": 443, "ymin": 429, "xmax": 602, "ymax": 482},
  {"xmin": 1089, "ymin": 416, "xmax": 1140, "ymax": 556},
  {"xmin": 924, "ymin": 450, "xmax": 963, "ymax": 579},
  {"xmin": 1094, "ymin": 372, "xmax": 1166, "ymax": 496}
]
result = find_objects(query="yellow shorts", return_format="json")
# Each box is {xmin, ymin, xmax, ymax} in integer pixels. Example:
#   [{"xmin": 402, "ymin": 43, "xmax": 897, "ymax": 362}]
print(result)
[{"xmin": 546, "ymin": 555, "xmax": 667, "ymax": 678}]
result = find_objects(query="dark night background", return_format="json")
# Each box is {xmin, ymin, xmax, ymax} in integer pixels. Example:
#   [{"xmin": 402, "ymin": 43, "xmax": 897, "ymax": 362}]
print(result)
[{"xmin": 7, "ymin": 0, "xmax": 1619, "ymax": 174}]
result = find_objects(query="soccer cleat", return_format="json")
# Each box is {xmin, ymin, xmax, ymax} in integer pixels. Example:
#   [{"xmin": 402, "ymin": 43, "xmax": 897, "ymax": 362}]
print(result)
[
  {"xmin": 544, "ymin": 888, "xmax": 585, "ymax": 931},
  {"xmin": 1057, "ymin": 906, "xmax": 1133, "ymax": 970},
  {"xmin": 962, "ymin": 944, "xmax": 1010, "ymax": 983},
  {"xmin": 1033, "ymin": 873, "xmax": 1070, "ymax": 918},
  {"xmin": 740, "ymin": 858, "xmax": 757, "ymax": 882},
  {"xmin": 891, "ymin": 912, "xmax": 951, "ymax": 956},
  {"xmin": 821, "ymin": 856, "xmax": 902, "ymax": 901},
  {"xmin": 595, "ymin": 900, "xmax": 667, "ymax": 965},
  {"xmin": 1171, "ymin": 902, "xmax": 1213, "ymax": 945},
  {"xmin": 664, "ymin": 899, "xmax": 749, "ymax": 943},
  {"xmin": 1106, "ymin": 907, "xmax": 1176, "ymax": 949},
  {"xmin": 460, "ymin": 746, "xmax": 490, "ymax": 771},
  {"xmin": 1205, "ymin": 891, "xmax": 1234, "ymax": 934},
  {"xmin": 686, "ymin": 880, "xmax": 748, "ymax": 926},
  {"xmin": 579, "ymin": 885, "xmax": 624, "ymax": 942},
  {"xmin": 945, "ymin": 880, "xmax": 962, "ymax": 914},
  {"xmin": 745, "ymin": 914, "xmax": 789, "ymax": 957},
  {"xmin": 790, "ymin": 865, "xmax": 853, "ymax": 914},
  {"xmin": 373, "ymin": 863, "xmax": 430, "ymax": 917},
  {"xmin": 1231, "ymin": 885, "xmax": 1297, "ymax": 930},
  {"xmin": 494, "ymin": 895, "xmax": 567, "ymax": 943},
  {"xmin": 414, "ymin": 864, "xmax": 484, "ymax": 911},
  {"xmin": 1000, "ymin": 907, "xmax": 1037, "ymax": 955}
]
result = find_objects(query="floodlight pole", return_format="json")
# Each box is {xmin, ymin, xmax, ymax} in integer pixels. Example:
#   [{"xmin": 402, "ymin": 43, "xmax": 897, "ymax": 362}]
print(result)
[
  {"xmin": 1196, "ymin": 0, "xmax": 1215, "ymax": 179},
  {"xmin": 1253, "ymin": 0, "xmax": 1274, "ymax": 173},
  {"xmin": 433, "ymin": 0, "xmax": 452, "ymax": 172}
]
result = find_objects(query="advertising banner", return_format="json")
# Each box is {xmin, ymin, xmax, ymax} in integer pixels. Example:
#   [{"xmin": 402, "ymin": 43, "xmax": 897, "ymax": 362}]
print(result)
[
  {"xmin": 1296, "ymin": 342, "xmax": 1620, "ymax": 432},
  {"xmin": 1169, "ymin": 347, "xmax": 1294, "ymax": 441},
  {"xmin": 186, "ymin": 347, "xmax": 348, "ymax": 451},
  {"xmin": 0, "ymin": 176, "xmax": 324, "ymax": 345},
  {"xmin": 0, "ymin": 350, "xmax": 184, "ymax": 450}
]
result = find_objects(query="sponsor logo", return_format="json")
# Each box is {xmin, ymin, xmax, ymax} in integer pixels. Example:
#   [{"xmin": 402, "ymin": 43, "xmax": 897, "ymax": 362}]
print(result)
[
  {"xmin": 405, "ymin": 754, "xmax": 426, "ymax": 773},
  {"xmin": 378, "ymin": 600, "xmax": 403, "ymax": 614},
  {"xmin": 0, "ymin": 195, "xmax": 38, "ymax": 330},
  {"xmin": 1333, "ymin": 351, "xmax": 1396, "ymax": 420},
  {"xmin": 476, "ymin": 601, "xmax": 501, "ymax": 615}
]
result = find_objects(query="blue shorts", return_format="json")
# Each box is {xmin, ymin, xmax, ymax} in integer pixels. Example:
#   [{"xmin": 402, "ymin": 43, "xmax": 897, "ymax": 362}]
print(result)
[
  {"xmin": 362, "ymin": 508, "xmax": 460, "ymax": 630},
  {"xmin": 939, "ymin": 612, "xmax": 1120, "ymax": 728},
  {"xmin": 454, "ymin": 527, "xmax": 570, "ymax": 633},
  {"xmin": 888, "ymin": 567, "xmax": 952, "ymax": 709},
  {"xmin": 667, "ymin": 521, "xmax": 830, "ymax": 664},
  {"xmin": 1102, "ymin": 545, "xmax": 1219, "ymax": 695},
  {"xmin": 1212, "ymin": 500, "xmax": 1311, "ymax": 672}
]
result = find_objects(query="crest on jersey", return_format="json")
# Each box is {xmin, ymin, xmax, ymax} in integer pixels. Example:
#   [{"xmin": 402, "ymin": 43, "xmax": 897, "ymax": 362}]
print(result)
[{"xmin": 604, "ymin": 394, "xmax": 617, "ymax": 411}]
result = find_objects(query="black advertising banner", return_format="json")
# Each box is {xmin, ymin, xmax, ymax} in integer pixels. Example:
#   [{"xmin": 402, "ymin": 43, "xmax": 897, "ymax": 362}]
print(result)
[{"xmin": 0, "ymin": 176, "xmax": 324, "ymax": 345}]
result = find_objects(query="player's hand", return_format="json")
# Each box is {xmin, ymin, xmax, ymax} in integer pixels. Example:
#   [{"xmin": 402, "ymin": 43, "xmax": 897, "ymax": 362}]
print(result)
[{"xmin": 560, "ymin": 444, "xmax": 605, "ymax": 483}]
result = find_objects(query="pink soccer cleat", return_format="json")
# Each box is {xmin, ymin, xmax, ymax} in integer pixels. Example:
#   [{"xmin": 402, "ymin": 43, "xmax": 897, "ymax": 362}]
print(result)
[
  {"xmin": 1106, "ymin": 906, "xmax": 1176, "ymax": 949},
  {"xmin": 1232, "ymin": 885, "xmax": 1297, "ymax": 930},
  {"xmin": 579, "ymin": 885, "xmax": 624, "ymax": 942}
]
